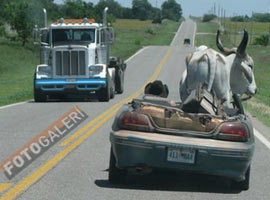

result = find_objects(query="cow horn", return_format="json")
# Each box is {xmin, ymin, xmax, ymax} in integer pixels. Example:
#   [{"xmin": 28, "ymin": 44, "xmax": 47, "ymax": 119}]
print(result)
[
  {"xmin": 237, "ymin": 29, "xmax": 249, "ymax": 56},
  {"xmin": 216, "ymin": 30, "xmax": 236, "ymax": 56}
]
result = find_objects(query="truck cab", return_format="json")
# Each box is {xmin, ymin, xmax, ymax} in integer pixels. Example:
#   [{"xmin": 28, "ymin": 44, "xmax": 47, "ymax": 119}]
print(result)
[{"xmin": 34, "ymin": 8, "xmax": 126, "ymax": 102}]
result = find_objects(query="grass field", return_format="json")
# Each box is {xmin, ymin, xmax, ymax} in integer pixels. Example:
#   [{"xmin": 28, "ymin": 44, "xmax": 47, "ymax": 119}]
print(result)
[
  {"xmin": 0, "ymin": 19, "xmax": 180, "ymax": 106},
  {"xmin": 111, "ymin": 19, "xmax": 180, "ymax": 60},
  {"xmin": 0, "ymin": 40, "xmax": 40, "ymax": 105},
  {"xmin": 196, "ymin": 21, "xmax": 270, "ymax": 127}
]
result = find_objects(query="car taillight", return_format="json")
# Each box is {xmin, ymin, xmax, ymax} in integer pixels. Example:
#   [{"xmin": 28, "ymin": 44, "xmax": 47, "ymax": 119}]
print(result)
[
  {"xmin": 118, "ymin": 111, "xmax": 151, "ymax": 132},
  {"xmin": 217, "ymin": 122, "xmax": 249, "ymax": 142}
]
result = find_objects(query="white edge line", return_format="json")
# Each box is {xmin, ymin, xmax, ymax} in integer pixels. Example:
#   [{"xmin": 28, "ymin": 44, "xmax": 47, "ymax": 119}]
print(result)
[
  {"xmin": 0, "ymin": 20, "xmax": 181, "ymax": 110},
  {"xmin": 0, "ymin": 47, "xmax": 149, "ymax": 110},
  {"xmin": 254, "ymin": 129, "xmax": 270, "ymax": 151},
  {"xmin": 170, "ymin": 22, "xmax": 184, "ymax": 46},
  {"xmin": 125, "ymin": 46, "xmax": 149, "ymax": 63},
  {"xmin": 192, "ymin": 21, "xmax": 197, "ymax": 47},
  {"xmin": 0, "ymin": 101, "xmax": 28, "ymax": 110}
]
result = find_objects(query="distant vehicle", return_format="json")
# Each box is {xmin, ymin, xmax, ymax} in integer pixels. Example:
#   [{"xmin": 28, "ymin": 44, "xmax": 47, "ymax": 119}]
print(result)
[
  {"xmin": 33, "ymin": 8, "xmax": 126, "ymax": 102},
  {"xmin": 109, "ymin": 93, "xmax": 254, "ymax": 190},
  {"xmin": 184, "ymin": 38, "xmax": 191, "ymax": 45}
]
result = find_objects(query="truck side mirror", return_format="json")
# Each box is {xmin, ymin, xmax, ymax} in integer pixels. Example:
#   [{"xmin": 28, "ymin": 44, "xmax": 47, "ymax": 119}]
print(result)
[
  {"xmin": 108, "ymin": 27, "xmax": 114, "ymax": 44},
  {"xmin": 33, "ymin": 25, "xmax": 49, "ymax": 46},
  {"xmin": 40, "ymin": 28, "xmax": 49, "ymax": 46},
  {"xmin": 122, "ymin": 63, "xmax": 127, "ymax": 71}
]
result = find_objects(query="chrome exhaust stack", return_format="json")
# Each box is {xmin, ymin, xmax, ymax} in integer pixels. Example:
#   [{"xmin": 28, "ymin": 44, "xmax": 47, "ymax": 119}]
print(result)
[
  {"xmin": 43, "ymin": 8, "xmax": 48, "ymax": 28},
  {"xmin": 103, "ymin": 7, "xmax": 108, "ymax": 27}
]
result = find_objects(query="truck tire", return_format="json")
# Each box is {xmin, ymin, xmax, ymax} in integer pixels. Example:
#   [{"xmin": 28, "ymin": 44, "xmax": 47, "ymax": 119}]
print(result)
[
  {"xmin": 110, "ymin": 86, "xmax": 115, "ymax": 99},
  {"xmin": 231, "ymin": 166, "xmax": 250, "ymax": 190},
  {"xmin": 34, "ymin": 89, "xmax": 46, "ymax": 102},
  {"xmin": 108, "ymin": 148, "xmax": 126, "ymax": 184},
  {"xmin": 115, "ymin": 67, "xmax": 124, "ymax": 94},
  {"xmin": 98, "ymin": 84, "xmax": 110, "ymax": 102},
  {"xmin": 33, "ymin": 73, "xmax": 46, "ymax": 102}
]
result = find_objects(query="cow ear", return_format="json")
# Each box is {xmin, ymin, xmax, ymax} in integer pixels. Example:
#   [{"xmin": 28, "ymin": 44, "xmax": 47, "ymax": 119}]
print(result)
[{"xmin": 240, "ymin": 61, "xmax": 253, "ymax": 83}]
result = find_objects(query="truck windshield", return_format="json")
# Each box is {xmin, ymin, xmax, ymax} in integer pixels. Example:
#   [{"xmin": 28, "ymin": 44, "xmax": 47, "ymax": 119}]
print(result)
[{"xmin": 52, "ymin": 29, "xmax": 95, "ymax": 45}]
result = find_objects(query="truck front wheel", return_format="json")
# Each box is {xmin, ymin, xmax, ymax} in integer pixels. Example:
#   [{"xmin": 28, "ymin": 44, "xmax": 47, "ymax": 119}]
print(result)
[
  {"xmin": 98, "ymin": 84, "xmax": 110, "ymax": 102},
  {"xmin": 115, "ymin": 68, "xmax": 124, "ymax": 94},
  {"xmin": 34, "ymin": 89, "xmax": 47, "ymax": 102}
]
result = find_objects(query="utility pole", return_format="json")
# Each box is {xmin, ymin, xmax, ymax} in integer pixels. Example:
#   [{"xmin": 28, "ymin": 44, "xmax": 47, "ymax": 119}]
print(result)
[
  {"xmin": 234, "ymin": 23, "xmax": 237, "ymax": 45},
  {"xmin": 218, "ymin": 4, "xmax": 220, "ymax": 18},
  {"xmin": 250, "ymin": 20, "xmax": 253, "ymax": 45},
  {"xmin": 224, "ymin": 9, "xmax": 226, "ymax": 31},
  {"xmin": 221, "ymin": 8, "xmax": 223, "ymax": 29},
  {"xmin": 268, "ymin": 23, "xmax": 270, "ymax": 46}
]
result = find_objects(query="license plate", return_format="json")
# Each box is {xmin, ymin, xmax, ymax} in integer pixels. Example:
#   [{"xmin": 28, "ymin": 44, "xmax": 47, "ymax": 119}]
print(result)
[
  {"xmin": 167, "ymin": 148, "xmax": 196, "ymax": 164},
  {"xmin": 66, "ymin": 85, "xmax": 76, "ymax": 89},
  {"xmin": 66, "ymin": 79, "xmax": 76, "ymax": 82}
]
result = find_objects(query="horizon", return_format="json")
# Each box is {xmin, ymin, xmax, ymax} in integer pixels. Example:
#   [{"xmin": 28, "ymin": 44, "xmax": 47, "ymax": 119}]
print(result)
[{"xmin": 54, "ymin": 0, "xmax": 270, "ymax": 17}]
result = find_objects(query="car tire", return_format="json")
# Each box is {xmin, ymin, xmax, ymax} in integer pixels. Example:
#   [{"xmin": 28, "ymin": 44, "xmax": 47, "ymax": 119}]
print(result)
[
  {"xmin": 98, "ymin": 83, "xmax": 110, "ymax": 102},
  {"xmin": 231, "ymin": 166, "xmax": 250, "ymax": 190},
  {"xmin": 109, "ymin": 148, "xmax": 126, "ymax": 184}
]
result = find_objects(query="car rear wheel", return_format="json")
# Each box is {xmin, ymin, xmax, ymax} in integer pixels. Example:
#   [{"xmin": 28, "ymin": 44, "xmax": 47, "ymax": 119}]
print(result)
[
  {"xmin": 231, "ymin": 166, "xmax": 250, "ymax": 190},
  {"xmin": 109, "ymin": 148, "xmax": 126, "ymax": 184}
]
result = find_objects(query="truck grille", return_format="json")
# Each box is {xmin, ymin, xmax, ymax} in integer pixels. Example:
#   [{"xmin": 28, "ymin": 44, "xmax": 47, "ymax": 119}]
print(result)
[{"xmin": 55, "ymin": 50, "xmax": 86, "ymax": 76}]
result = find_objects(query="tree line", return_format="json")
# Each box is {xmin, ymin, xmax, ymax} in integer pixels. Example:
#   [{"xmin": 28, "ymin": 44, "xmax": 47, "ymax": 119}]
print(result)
[
  {"xmin": 201, "ymin": 12, "xmax": 270, "ymax": 23},
  {"xmin": 0, "ymin": 0, "xmax": 182, "ymax": 46}
]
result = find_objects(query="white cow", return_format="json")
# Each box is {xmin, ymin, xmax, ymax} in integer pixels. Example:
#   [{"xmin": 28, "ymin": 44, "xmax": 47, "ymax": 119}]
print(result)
[{"xmin": 179, "ymin": 30, "xmax": 257, "ymax": 107}]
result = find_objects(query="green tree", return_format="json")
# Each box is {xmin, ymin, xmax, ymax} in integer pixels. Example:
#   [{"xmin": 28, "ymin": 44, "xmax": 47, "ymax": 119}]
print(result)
[
  {"xmin": 252, "ymin": 13, "xmax": 270, "ymax": 22},
  {"xmin": 231, "ymin": 15, "xmax": 250, "ymax": 22},
  {"xmin": 161, "ymin": 0, "xmax": 182, "ymax": 21},
  {"xmin": 64, "ymin": 0, "xmax": 96, "ymax": 19},
  {"xmin": 41, "ymin": 0, "xmax": 61, "ymax": 20},
  {"xmin": 132, "ymin": 0, "xmax": 153, "ymax": 21},
  {"xmin": 202, "ymin": 14, "xmax": 217, "ymax": 22},
  {"xmin": 95, "ymin": 0, "xmax": 123, "ymax": 18},
  {"xmin": 4, "ymin": 1, "xmax": 34, "ymax": 46},
  {"xmin": 122, "ymin": 8, "xmax": 134, "ymax": 19}
]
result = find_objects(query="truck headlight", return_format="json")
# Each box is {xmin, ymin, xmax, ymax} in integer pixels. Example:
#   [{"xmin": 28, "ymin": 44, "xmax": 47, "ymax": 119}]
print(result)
[
  {"xmin": 89, "ymin": 64, "xmax": 104, "ymax": 76},
  {"xmin": 36, "ymin": 65, "xmax": 52, "ymax": 79},
  {"xmin": 37, "ymin": 65, "xmax": 52, "ymax": 73}
]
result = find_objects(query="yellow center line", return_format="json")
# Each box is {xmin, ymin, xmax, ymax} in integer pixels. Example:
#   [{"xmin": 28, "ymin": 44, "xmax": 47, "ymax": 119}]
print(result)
[
  {"xmin": 0, "ymin": 46, "xmax": 173, "ymax": 200},
  {"xmin": 0, "ymin": 184, "xmax": 12, "ymax": 193},
  {"xmin": 60, "ymin": 47, "xmax": 172, "ymax": 147},
  {"xmin": 59, "ymin": 99, "xmax": 125, "ymax": 146}
]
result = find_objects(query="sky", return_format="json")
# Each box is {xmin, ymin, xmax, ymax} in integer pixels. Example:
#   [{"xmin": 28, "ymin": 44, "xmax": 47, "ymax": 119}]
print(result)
[{"xmin": 54, "ymin": 0, "xmax": 270, "ymax": 17}]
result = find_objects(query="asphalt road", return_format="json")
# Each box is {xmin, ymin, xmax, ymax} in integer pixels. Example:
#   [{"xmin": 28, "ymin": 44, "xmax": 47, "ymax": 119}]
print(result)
[{"xmin": 0, "ymin": 19, "xmax": 270, "ymax": 200}]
